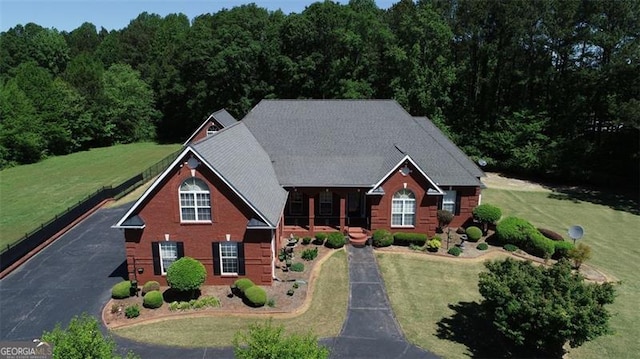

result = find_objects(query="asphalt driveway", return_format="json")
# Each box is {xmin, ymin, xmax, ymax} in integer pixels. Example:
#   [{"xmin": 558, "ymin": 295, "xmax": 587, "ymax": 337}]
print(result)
[
  {"xmin": 0, "ymin": 207, "xmax": 438, "ymax": 358},
  {"xmin": 0, "ymin": 207, "xmax": 129, "ymax": 341}
]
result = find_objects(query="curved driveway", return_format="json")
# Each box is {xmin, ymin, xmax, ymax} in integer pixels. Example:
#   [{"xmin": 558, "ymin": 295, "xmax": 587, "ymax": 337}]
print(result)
[{"xmin": 0, "ymin": 207, "xmax": 437, "ymax": 358}]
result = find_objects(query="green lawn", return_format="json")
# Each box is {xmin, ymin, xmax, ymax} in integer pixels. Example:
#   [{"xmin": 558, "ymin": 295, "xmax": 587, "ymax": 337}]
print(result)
[
  {"xmin": 113, "ymin": 249, "xmax": 348, "ymax": 347},
  {"xmin": 379, "ymin": 187, "xmax": 640, "ymax": 359},
  {"xmin": 0, "ymin": 143, "xmax": 181, "ymax": 246}
]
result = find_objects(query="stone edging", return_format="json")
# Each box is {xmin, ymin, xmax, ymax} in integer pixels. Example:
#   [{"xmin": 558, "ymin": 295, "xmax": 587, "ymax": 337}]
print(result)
[{"xmin": 103, "ymin": 247, "xmax": 345, "ymax": 330}]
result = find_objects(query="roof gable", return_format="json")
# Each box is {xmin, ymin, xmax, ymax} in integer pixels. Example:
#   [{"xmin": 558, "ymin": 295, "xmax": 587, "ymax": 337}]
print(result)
[
  {"xmin": 113, "ymin": 126, "xmax": 286, "ymax": 229},
  {"xmin": 183, "ymin": 109, "xmax": 238, "ymax": 145},
  {"xmin": 368, "ymin": 155, "xmax": 445, "ymax": 195}
]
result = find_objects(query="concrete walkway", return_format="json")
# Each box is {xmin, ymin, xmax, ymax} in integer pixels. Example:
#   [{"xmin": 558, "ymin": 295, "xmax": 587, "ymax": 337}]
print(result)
[{"xmin": 322, "ymin": 245, "xmax": 439, "ymax": 359}]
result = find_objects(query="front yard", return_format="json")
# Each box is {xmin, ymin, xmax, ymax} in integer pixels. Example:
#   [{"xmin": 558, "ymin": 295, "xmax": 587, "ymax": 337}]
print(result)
[
  {"xmin": 379, "ymin": 186, "xmax": 639, "ymax": 359},
  {"xmin": 111, "ymin": 248, "xmax": 348, "ymax": 347}
]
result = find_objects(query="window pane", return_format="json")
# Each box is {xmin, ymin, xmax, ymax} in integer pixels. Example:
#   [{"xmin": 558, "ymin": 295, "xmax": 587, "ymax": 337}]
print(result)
[
  {"xmin": 392, "ymin": 214, "xmax": 403, "ymax": 226},
  {"xmin": 196, "ymin": 193, "xmax": 210, "ymax": 206},
  {"xmin": 181, "ymin": 208, "xmax": 195, "ymax": 221},
  {"xmin": 220, "ymin": 243, "xmax": 238, "ymax": 275},
  {"xmin": 160, "ymin": 242, "xmax": 177, "ymax": 274},
  {"xmin": 197, "ymin": 208, "xmax": 211, "ymax": 221},
  {"xmin": 181, "ymin": 193, "xmax": 194, "ymax": 206},
  {"xmin": 405, "ymin": 214, "xmax": 415, "ymax": 226}
]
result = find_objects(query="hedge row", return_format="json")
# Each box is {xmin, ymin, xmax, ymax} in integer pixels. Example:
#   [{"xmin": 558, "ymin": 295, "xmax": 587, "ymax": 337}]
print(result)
[
  {"xmin": 496, "ymin": 217, "xmax": 554, "ymax": 257},
  {"xmin": 393, "ymin": 232, "xmax": 428, "ymax": 246}
]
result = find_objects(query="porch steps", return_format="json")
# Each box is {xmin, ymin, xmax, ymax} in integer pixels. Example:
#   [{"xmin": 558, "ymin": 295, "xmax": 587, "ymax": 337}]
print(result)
[{"xmin": 348, "ymin": 227, "xmax": 369, "ymax": 247}]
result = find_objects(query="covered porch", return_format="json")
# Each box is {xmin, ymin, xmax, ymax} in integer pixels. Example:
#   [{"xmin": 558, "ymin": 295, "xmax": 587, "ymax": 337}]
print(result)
[{"xmin": 282, "ymin": 187, "xmax": 372, "ymax": 237}]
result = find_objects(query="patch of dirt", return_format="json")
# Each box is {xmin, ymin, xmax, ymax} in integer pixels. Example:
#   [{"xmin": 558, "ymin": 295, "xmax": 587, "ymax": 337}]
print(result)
[
  {"xmin": 482, "ymin": 172, "xmax": 551, "ymax": 192},
  {"xmin": 104, "ymin": 244, "xmax": 336, "ymax": 329}
]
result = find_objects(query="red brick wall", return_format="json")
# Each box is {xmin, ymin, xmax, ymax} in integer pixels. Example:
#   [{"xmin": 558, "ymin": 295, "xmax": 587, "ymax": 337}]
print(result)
[
  {"xmin": 124, "ymin": 152, "xmax": 275, "ymax": 286},
  {"xmin": 189, "ymin": 120, "xmax": 220, "ymax": 144},
  {"xmin": 369, "ymin": 161, "xmax": 481, "ymax": 236}
]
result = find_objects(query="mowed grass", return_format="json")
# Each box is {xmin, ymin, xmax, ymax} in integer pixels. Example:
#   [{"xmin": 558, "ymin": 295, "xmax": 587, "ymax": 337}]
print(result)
[
  {"xmin": 113, "ymin": 249, "xmax": 348, "ymax": 347},
  {"xmin": 379, "ymin": 188, "xmax": 640, "ymax": 359},
  {"xmin": 0, "ymin": 143, "xmax": 181, "ymax": 246}
]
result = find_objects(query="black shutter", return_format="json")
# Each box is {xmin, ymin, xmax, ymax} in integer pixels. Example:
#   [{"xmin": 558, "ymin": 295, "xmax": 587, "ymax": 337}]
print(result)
[
  {"xmin": 152, "ymin": 242, "xmax": 161, "ymax": 275},
  {"xmin": 237, "ymin": 243, "xmax": 245, "ymax": 276},
  {"xmin": 455, "ymin": 193, "xmax": 461, "ymax": 215},
  {"xmin": 212, "ymin": 243, "xmax": 220, "ymax": 275},
  {"xmin": 176, "ymin": 242, "xmax": 184, "ymax": 258}
]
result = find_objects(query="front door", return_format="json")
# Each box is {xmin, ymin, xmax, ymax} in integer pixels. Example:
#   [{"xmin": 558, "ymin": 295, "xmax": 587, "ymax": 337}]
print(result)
[{"xmin": 347, "ymin": 192, "xmax": 366, "ymax": 227}]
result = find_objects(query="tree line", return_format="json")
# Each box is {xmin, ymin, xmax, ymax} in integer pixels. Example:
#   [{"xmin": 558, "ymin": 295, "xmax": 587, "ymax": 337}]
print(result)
[{"xmin": 1, "ymin": 0, "xmax": 638, "ymax": 187}]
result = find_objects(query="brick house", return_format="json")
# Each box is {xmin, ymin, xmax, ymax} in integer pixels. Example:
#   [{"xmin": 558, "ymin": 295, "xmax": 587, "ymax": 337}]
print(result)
[{"xmin": 113, "ymin": 100, "xmax": 484, "ymax": 286}]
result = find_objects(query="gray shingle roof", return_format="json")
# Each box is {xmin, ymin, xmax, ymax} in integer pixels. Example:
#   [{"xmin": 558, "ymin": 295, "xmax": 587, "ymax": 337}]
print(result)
[
  {"xmin": 242, "ymin": 100, "xmax": 483, "ymax": 187},
  {"xmin": 211, "ymin": 109, "xmax": 237, "ymax": 127},
  {"xmin": 183, "ymin": 109, "xmax": 238, "ymax": 145},
  {"xmin": 192, "ymin": 122, "xmax": 287, "ymax": 227}
]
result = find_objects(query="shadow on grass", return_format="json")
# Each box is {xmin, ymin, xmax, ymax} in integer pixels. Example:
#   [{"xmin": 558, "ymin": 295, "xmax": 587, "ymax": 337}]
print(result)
[
  {"xmin": 436, "ymin": 302, "xmax": 557, "ymax": 359},
  {"xmin": 547, "ymin": 187, "xmax": 639, "ymax": 216}
]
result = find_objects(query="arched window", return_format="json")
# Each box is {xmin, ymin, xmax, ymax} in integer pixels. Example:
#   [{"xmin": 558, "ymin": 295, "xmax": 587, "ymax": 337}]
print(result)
[
  {"xmin": 179, "ymin": 178, "xmax": 211, "ymax": 222},
  {"xmin": 391, "ymin": 189, "xmax": 415, "ymax": 226},
  {"xmin": 206, "ymin": 125, "xmax": 220, "ymax": 136}
]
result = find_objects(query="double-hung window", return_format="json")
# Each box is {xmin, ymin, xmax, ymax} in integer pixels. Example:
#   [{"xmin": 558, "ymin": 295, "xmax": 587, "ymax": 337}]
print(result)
[
  {"xmin": 319, "ymin": 192, "xmax": 333, "ymax": 215},
  {"xmin": 441, "ymin": 190, "xmax": 457, "ymax": 213},
  {"xmin": 391, "ymin": 189, "xmax": 415, "ymax": 227},
  {"xmin": 159, "ymin": 242, "xmax": 178, "ymax": 274},
  {"xmin": 219, "ymin": 242, "xmax": 238, "ymax": 275},
  {"xmin": 289, "ymin": 191, "xmax": 303, "ymax": 215},
  {"xmin": 179, "ymin": 178, "xmax": 211, "ymax": 222}
]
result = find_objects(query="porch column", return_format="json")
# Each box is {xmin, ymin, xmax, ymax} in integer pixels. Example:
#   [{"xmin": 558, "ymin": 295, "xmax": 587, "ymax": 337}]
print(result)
[
  {"xmin": 339, "ymin": 193, "xmax": 346, "ymax": 232},
  {"xmin": 308, "ymin": 195, "xmax": 315, "ymax": 234}
]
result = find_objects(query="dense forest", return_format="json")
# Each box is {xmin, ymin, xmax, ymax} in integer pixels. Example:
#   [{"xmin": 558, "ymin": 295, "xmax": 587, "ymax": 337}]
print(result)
[{"xmin": 1, "ymin": 0, "xmax": 638, "ymax": 187}]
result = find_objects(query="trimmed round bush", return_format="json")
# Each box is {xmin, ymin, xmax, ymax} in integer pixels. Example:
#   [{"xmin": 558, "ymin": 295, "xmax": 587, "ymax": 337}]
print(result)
[
  {"xmin": 111, "ymin": 280, "xmax": 131, "ymax": 299},
  {"xmin": 437, "ymin": 209, "xmax": 454, "ymax": 228},
  {"xmin": 504, "ymin": 244, "xmax": 519, "ymax": 252},
  {"xmin": 302, "ymin": 236, "xmax": 312, "ymax": 245},
  {"xmin": 313, "ymin": 233, "xmax": 328, "ymax": 245},
  {"xmin": 244, "ymin": 286, "xmax": 267, "ymax": 307},
  {"xmin": 538, "ymin": 228, "xmax": 564, "ymax": 241},
  {"xmin": 143, "ymin": 290, "xmax": 164, "ymax": 309},
  {"xmin": 372, "ymin": 229, "xmax": 393, "ymax": 247},
  {"xmin": 472, "ymin": 204, "xmax": 502, "ymax": 225},
  {"xmin": 325, "ymin": 232, "xmax": 346, "ymax": 249},
  {"xmin": 496, "ymin": 217, "xmax": 536, "ymax": 246},
  {"xmin": 233, "ymin": 278, "xmax": 255, "ymax": 294},
  {"xmin": 290, "ymin": 262, "xmax": 304, "ymax": 272},
  {"xmin": 124, "ymin": 304, "xmax": 140, "ymax": 318},
  {"xmin": 141, "ymin": 280, "xmax": 160, "ymax": 295},
  {"xmin": 476, "ymin": 242, "xmax": 489, "ymax": 251},
  {"xmin": 448, "ymin": 247, "xmax": 462, "ymax": 256},
  {"xmin": 529, "ymin": 231, "xmax": 556, "ymax": 258},
  {"xmin": 553, "ymin": 240, "xmax": 575, "ymax": 260},
  {"xmin": 465, "ymin": 226, "xmax": 483, "ymax": 242},
  {"xmin": 166, "ymin": 257, "xmax": 207, "ymax": 293}
]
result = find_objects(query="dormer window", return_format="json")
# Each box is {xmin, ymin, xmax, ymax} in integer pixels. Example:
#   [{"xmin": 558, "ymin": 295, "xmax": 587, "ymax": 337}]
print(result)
[
  {"xmin": 179, "ymin": 178, "xmax": 211, "ymax": 222},
  {"xmin": 206, "ymin": 124, "xmax": 220, "ymax": 136}
]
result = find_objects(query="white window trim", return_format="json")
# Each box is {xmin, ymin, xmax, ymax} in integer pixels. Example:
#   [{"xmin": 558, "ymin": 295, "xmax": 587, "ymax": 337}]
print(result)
[
  {"xmin": 159, "ymin": 242, "xmax": 178, "ymax": 275},
  {"xmin": 319, "ymin": 192, "xmax": 333, "ymax": 216},
  {"xmin": 179, "ymin": 178, "xmax": 212, "ymax": 223},
  {"xmin": 219, "ymin": 242, "xmax": 238, "ymax": 276},
  {"xmin": 441, "ymin": 190, "xmax": 457, "ymax": 213},
  {"xmin": 206, "ymin": 124, "xmax": 219, "ymax": 136},
  {"xmin": 289, "ymin": 191, "xmax": 303, "ymax": 215},
  {"xmin": 391, "ymin": 189, "xmax": 416, "ymax": 227}
]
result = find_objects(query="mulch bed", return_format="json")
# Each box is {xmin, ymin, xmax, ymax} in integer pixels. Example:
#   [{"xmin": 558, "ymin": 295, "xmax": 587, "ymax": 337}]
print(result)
[{"xmin": 104, "ymin": 243, "xmax": 336, "ymax": 329}]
